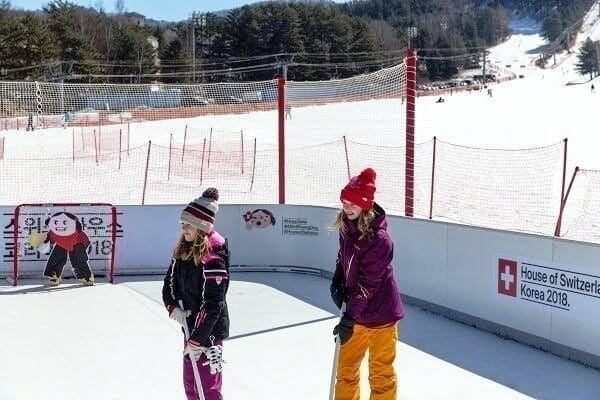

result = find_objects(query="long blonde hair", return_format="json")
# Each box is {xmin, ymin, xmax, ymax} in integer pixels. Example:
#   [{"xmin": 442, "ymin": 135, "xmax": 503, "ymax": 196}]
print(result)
[
  {"xmin": 173, "ymin": 231, "xmax": 212, "ymax": 265},
  {"xmin": 331, "ymin": 208, "xmax": 375, "ymax": 240}
]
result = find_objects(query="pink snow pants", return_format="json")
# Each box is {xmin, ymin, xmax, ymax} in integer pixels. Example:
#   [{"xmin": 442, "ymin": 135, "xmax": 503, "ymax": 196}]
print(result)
[{"xmin": 183, "ymin": 341, "xmax": 223, "ymax": 400}]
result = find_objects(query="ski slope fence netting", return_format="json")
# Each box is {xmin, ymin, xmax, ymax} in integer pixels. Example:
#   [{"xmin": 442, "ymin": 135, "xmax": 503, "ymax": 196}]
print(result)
[
  {"xmin": 0, "ymin": 59, "xmax": 598, "ymax": 244},
  {"xmin": 559, "ymin": 168, "xmax": 600, "ymax": 243},
  {"xmin": 0, "ymin": 62, "xmax": 407, "ymax": 129},
  {"xmin": 1, "ymin": 135, "xmax": 598, "ymax": 243}
]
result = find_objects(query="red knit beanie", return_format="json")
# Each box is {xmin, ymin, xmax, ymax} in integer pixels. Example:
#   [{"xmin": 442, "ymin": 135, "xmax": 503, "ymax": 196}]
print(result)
[{"xmin": 340, "ymin": 168, "xmax": 377, "ymax": 210}]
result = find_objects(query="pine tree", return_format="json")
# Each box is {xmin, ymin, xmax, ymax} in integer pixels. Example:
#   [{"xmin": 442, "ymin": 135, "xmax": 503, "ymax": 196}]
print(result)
[
  {"xmin": 112, "ymin": 23, "xmax": 156, "ymax": 83},
  {"xmin": 541, "ymin": 10, "xmax": 563, "ymax": 42},
  {"xmin": 160, "ymin": 35, "xmax": 187, "ymax": 83},
  {"xmin": 0, "ymin": 1, "xmax": 21, "ymax": 76},
  {"xmin": 13, "ymin": 12, "xmax": 59, "ymax": 79},
  {"xmin": 575, "ymin": 38, "xmax": 599, "ymax": 79},
  {"xmin": 43, "ymin": 0, "xmax": 98, "ymax": 77}
]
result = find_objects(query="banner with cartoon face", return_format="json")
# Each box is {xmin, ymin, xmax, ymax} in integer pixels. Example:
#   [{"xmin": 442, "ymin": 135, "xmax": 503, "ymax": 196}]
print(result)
[{"xmin": 243, "ymin": 209, "xmax": 276, "ymax": 230}]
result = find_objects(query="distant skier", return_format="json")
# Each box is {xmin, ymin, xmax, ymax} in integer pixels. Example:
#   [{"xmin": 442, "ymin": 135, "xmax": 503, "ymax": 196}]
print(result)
[
  {"xmin": 487, "ymin": 87, "xmax": 493, "ymax": 97},
  {"xmin": 62, "ymin": 112, "xmax": 72, "ymax": 128},
  {"xmin": 26, "ymin": 114, "xmax": 34, "ymax": 131},
  {"xmin": 285, "ymin": 102, "xmax": 292, "ymax": 120},
  {"xmin": 436, "ymin": 96, "xmax": 445, "ymax": 103},
  {"xmin": 591, "ymin": 84, "xmax": 595, "ymax": 94}
]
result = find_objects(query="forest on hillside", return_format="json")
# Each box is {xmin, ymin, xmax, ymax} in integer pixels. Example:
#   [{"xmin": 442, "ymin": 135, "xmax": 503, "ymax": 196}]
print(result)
[{"xmin": 0, "ymin": 0, "xmax": 596, "ymax": 83}]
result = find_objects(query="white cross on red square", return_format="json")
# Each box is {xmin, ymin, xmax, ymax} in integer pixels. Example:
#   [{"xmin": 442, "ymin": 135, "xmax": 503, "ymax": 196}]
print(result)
[{"xmin": 498, "ymin": 258, "xmax": 517, "ymax": 297}]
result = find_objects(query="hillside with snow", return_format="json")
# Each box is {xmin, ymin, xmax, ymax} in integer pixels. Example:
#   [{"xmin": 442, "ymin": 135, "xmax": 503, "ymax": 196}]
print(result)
[{"xmin": 488, "ymin": 3, "xmax": 600, "ymax": 85}]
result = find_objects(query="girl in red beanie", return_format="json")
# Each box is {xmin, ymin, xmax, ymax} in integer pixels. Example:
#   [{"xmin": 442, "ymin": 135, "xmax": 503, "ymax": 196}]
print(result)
[{"xmin": 330, "ymin": 168, "xmax": 405, "ymax": 400}]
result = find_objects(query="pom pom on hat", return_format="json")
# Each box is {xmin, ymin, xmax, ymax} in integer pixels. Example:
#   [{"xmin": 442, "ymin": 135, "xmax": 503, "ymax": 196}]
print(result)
[
  {"xmin": 340, "ymin": 168, "xmax": 377, "ymax": 210},
  {"xmin": 180, "ymin": 187, "xmax": 220, "ymax": 233},
  {"xmin": 201, "ymin": 187, "xmax": 219, "ymax": 201}
]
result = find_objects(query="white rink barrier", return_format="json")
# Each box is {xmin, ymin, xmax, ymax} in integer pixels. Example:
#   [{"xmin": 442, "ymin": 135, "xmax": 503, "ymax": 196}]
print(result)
[{"xmin": 2, "ymin": 204, "xmax": 599, "ymax": 368}]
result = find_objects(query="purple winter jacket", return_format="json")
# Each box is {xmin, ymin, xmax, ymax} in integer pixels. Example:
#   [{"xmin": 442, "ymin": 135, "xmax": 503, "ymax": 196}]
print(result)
[{"xmin": 332, "ymin": 203, "xmax": 404, "ymax": 327}]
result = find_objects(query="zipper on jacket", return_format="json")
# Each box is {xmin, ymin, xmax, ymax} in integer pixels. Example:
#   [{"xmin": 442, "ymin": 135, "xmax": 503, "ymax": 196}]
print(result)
[{"xmin": 345, "ymin": 254, "xmax": 354, "ymax": 280}]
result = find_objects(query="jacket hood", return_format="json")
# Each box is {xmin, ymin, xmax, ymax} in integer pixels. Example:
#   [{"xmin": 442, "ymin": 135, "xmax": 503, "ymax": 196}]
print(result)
[{"xmin": 209, "ymin": 230, "xmax": 225, "ymax": 248}]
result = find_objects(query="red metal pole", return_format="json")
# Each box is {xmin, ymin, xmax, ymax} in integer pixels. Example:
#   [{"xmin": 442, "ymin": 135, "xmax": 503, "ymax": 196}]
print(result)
[
  {"xmin": 109, "ymin": 205, "xmax": 117, "ymax": 283},
  {"xmin": 278, "ymin": 76, "xmax": 286, "ymax": 204},
  {"xmin": 12, "ymin": 206, "xmax": 20, "ymax": 286},
  {"xmin": 405, "ymin": 49, "xmax": 417, "ymax": 217}
]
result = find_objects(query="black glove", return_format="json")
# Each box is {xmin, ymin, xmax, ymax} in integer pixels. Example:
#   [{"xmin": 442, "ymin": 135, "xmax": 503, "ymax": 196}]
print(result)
[
  {"xmin": 333, "ymin": 314, "xmax": 355, "ymax": 345},
  {"xmin": 330, "ymin": 281, "xmax": 346, "ymax": 310}
]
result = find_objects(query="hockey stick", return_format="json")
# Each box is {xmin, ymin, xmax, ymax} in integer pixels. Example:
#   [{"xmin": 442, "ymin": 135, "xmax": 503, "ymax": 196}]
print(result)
[
  {"xmin": 180, "ymin": 300, "xmax": 205, "ymax": 400},
  {"xmin": 329, "ymin": 302, "xmax": 346, "ymax": 400}
]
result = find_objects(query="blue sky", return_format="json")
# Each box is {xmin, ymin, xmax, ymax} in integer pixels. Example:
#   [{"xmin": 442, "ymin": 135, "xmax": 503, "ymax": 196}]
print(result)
[{"xmin": 9, "ymin": 0, "xmax": 347, "ymax": 22}]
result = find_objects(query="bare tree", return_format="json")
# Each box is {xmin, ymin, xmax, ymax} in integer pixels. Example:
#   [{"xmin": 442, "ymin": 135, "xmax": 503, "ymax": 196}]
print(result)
[
  {"xmin": 369, "ymin": 19, "xmax": 403, "ymax": 51},
  {"xmin": 94, "ymin": 1, "xmax": 105, "ymax": 13},
  {"xmin": 115, "ymin": 0, "xmax": 125, "ymax": 15}
]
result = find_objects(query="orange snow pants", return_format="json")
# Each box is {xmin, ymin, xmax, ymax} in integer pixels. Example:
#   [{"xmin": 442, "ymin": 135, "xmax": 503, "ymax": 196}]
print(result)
[{"xmin": 334, "ymin": 322, "xmax": 398, "ymax": 400}]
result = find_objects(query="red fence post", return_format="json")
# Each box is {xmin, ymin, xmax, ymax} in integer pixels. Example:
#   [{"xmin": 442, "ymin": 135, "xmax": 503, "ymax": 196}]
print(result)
[
  {"xmin": 405, "ymin": 49, "xmax": 417, "ymax": 217},
  {"xmin": 201, "ymin": 138, "xmax": 206, "ymax": 184},
  {"xmin": 208, "ymin": 128, "xmax": 213, "ymax": 168},
  {"xmin": 343, "ymin": 135, "xmax": 351, "ymax": 180},
  {"xmin": 554, "ymin": 166, "xmax": 579, "ymax": 237},
  {"xmin": 429, "ymin": 136, "xmax": 437, "ymax": 219},
  {"xmin": 12, "ymin": 205, "xmax": 19, "ymax": 285},
  {"xmin": 118, "ymin": 129, "xmax": 122, "ymax": 170},
  {"xmin": 250, "ymin": 138, "xmax": 257, "ymax": 192},
  {"xmin": 182, "ymin": 124, "xmax": 188, "ymax": 163},
  {"xmin": 109, "ymin": 205, "xmax": 117, "ymax": 283},
  {"xmin": 278, "ymin": 77, "xmax": 286, "ymax": 204},
  {"xmin": 240, "ymin": 130, "xmax": 245, "ymax": 175},
  {"xmin": 167, "ymin": 134, "xmax": 173, "ymax": 181},
  {"xmin": 94, "ymin": 130, "xmax": 99, "ymax": 165},
  {"xmin": 554, "ymin": 138, "xmax": 568, "ymax": 236},
  {"xmin": 141, "ymin": 141, "xmax": 151, "ymax": 205}
]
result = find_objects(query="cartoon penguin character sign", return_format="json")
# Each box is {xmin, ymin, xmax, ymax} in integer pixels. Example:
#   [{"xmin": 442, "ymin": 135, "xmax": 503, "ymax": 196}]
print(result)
[{"xmin": 27, "ymin": 211, "xmax": 94, "ymax": 286}]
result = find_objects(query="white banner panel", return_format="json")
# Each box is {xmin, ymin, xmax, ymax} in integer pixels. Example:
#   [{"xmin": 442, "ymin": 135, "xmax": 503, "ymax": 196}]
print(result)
[
  {"xmin": 496, "ymin": 254, "xmax": 600, "ymax": 317},
  {"xmin": 0, "ymin": 204, "xmax": 339, "ymax": 277},
  {"xmin": 2, "ymin": 203, "xmax": 600, "ymax": 364}
]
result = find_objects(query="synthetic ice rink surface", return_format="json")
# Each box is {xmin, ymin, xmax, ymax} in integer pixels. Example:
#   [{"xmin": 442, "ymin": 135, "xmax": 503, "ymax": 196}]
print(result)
[{"xmin": 1, "ymin": 272, "xmax": 600, "ymax": 400}]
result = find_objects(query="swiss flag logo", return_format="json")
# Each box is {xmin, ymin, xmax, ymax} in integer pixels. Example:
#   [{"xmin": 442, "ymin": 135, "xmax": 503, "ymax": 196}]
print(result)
[{"xmin": 498, "ymin": 258, "xmax": 517, "ymax": 297}]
